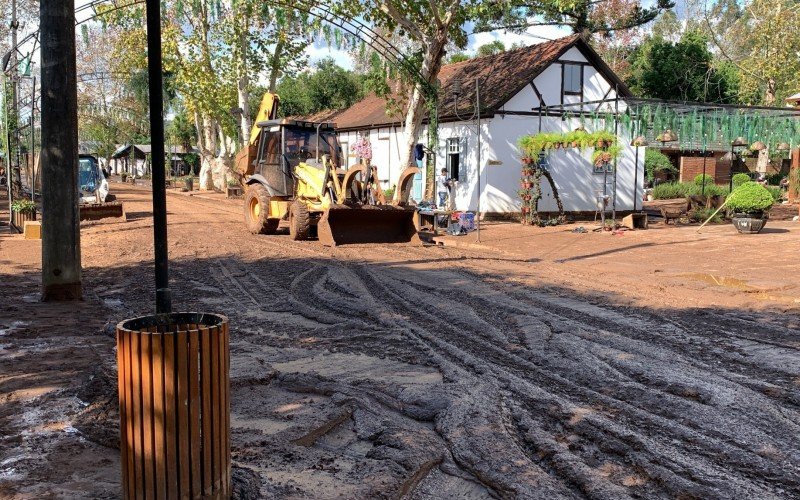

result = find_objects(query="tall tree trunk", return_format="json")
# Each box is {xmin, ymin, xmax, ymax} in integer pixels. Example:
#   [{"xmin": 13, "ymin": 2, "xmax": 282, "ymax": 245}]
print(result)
[
  {"xmin": 236, "ymin": 14, "xmax": 251, "ymax": 146},
  {"xmin": 396, "ymin": 35, "xmax": 447, "ymax": 201}
]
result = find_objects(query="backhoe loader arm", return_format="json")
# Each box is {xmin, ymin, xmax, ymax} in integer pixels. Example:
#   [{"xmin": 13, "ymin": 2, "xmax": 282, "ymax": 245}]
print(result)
[{"xmin": 249, "ymin": 93, "xmax": 280, "ymax": 145}]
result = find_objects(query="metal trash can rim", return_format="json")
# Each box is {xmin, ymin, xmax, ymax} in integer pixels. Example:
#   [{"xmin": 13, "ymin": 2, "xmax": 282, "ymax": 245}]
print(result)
[{"xmin": 117, "ymin": 312, "xmax": 228, "ymax": 333}]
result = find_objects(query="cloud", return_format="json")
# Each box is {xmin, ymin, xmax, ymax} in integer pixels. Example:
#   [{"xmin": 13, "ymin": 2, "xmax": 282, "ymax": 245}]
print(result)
[
  {"xmin": 466, "ymin": 25, "xmax": 572, "ymax": 55},
  {"xmin": 305, "ymin": 41, "xmax": 353, "ymax": 70}
]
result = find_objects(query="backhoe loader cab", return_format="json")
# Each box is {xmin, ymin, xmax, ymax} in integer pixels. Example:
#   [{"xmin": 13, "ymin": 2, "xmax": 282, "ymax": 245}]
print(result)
[{"xmin": 241, "ymin": 118, "xmax": 419, "ymax": 245}]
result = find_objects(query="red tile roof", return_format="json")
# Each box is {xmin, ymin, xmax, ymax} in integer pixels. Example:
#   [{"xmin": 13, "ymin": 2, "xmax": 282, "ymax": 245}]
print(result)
[{"xmin": 316, "ymin": 34, "xmax": 629, "ymax": 131}]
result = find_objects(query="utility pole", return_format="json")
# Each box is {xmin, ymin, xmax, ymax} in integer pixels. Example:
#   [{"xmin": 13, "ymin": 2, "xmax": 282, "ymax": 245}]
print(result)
[
  {"xmin": 9, "ymin": 0, "xmax": 21, "ymax": 196},
  {"xmin": 41, "ymin": 0, "xmax": 82, "ymax": 301}
]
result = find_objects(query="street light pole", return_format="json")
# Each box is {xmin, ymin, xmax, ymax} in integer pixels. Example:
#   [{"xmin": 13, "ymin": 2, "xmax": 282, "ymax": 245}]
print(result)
[
  {"xmin": 146, "ymin": 0, "xmax": 171, "ymax": 314},
  {"xmin": 453, "ymin": 77, "xmax": 482, "ymax": 243},
  {"xmin": 476, "ymin": 77, "xmax": 481, "ymax": 243}
]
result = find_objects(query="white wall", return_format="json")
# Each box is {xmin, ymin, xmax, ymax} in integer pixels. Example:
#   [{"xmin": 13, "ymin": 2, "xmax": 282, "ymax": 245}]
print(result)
[
  {"xmin": 339, "ymin": 51, "xmax": 644, "ymax": 213},
  {"xmin": 560, "ymin": 47, "xmax": 588, "ymax": 63}
]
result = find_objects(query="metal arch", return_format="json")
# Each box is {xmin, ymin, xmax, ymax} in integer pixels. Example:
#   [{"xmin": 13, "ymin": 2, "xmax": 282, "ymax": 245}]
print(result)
[
  {"xmin": 268, "ymin": 0, "xmax": 436, "ymax": 97},
  {"xmin": 4, "ymin": 0, "xmax": 145, "ymax": 73},
  {"xmin": 17, "ymin": 71, "xmax": 140, "ymax": 112},
  {"xmin": 6, "ymin": 0, "xmax": 436, "ymax": 99}
]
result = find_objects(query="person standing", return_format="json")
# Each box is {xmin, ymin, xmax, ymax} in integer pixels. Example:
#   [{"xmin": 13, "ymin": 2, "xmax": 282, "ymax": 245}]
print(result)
[
  {"xmin": 437, "ymin": 168, "xmax": 450, "ymax": 208},
  {"xmin": 414, "ymin": 143, "xmax": 425, "ymax": 169}
]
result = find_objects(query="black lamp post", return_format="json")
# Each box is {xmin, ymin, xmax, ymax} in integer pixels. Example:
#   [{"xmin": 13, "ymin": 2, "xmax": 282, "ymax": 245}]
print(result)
[
  {"xmin": 146, "ymin": 0, "xmax": 170, "ymax": 313},
  {"xmin": 452, "ymin": 76, "xmax": 482, "ymax": 242},
  {"xmin": 630, "ymin": 135, "xmax": 647, "ymax": 211}
]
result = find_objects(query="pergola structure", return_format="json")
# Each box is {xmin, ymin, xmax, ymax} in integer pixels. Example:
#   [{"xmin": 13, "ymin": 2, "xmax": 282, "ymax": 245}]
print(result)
[
  {"xmin": 540, "ymin": 96, "xmax": 800, "ymax": 152},
  {"xmin": 533, "ymin": 95, "xmax": 800, "ymax": 225}
]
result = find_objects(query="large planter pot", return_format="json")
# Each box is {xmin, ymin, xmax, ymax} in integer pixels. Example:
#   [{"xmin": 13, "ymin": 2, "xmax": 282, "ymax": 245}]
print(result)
[
  {"xmin": 731, "ymin": 212, "xmax": 767, "ymax": 234},
  {"xmin": 12, "ymin": 210, "xmax": 36, "ymax": 232}
]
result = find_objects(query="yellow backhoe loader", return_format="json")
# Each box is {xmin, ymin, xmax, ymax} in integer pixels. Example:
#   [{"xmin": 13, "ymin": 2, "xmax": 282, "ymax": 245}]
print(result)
[{"xmin": 236, "ymin": 93, "xmax": 419, "ymax": 246}]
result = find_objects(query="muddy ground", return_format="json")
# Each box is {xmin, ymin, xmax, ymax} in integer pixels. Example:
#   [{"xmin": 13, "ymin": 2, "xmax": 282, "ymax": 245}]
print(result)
[{"xmin": 1, "ymin": 184, "xmax": 799, "ymax": 499}]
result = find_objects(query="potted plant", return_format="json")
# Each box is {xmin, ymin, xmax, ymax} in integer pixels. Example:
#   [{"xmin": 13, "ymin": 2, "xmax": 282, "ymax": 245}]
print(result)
[
  {"xmin": 11, "ymin": 199, "xmax": 36, "ymax": 230},
  {"xmin": 725, "ymin": 181, "xmax": 774, "ymax": 234},
  {"xmin": 592, "ymin": 150, "xmax": 613, "ymax": 167}
]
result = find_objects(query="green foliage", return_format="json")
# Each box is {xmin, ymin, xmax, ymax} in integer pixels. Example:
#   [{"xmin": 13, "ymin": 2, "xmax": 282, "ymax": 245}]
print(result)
[
  {"xmin": 518, "ymin": 130, "xmax": 618, "ymax": 158},
  {"xmin": 765, "ymin": 173, "xmax": 784, "ymax": 186},
  {"xmin": 473, "ymin": 0, "xmax": 674, "ymax": 36},
  {"xmin": 476, "ymin": 40, "xmax": 505, "ymax": 57},
  {"xmin": 183, "ymin": 153, "xmax": 199, "ymax": 170},
  {"xmin": 627, "ymin": 30, "xmax": 739, "ymax": 103},
  {"xmin": 447, "ymin": 52, "xmax": 469, "ymax": 64},
  {"xmin": 651, "ymin": 182, "xmax": 729, "ymax": 200},
  {"xmin": 276, "ymin": 58, "xmax": 364, "ymax": 117},
  {"xmin": 732, "ymin": 173, "xmax": 751, "ymax": 188},
  {"xmin": 689, "ymin": 207, "xmax": 722, "ymax": 224},
  {"xmin": 383, "ymin": 186, "xmax": 395, "ymax": 201},
  {"xmin": 10, "ymin": 199, "xmax": 35, "ymax": 215},
  {"xmin": 766, "ymin": 185, "xmax": 782, "ymax": 202},
  {"xmin": 694, "ymin": 174, "xmax": 713, "ymax": 186},
  {"xmin": 644, "ymin": 149, "xmax": 676, "ymax": 182},
  {"xmin": 726, "ymin": 181, "xmax": 775, "ymax": 213},
  {"xmin": 168, "ymin": 106, "xmax": 197, "ymax": 150}
]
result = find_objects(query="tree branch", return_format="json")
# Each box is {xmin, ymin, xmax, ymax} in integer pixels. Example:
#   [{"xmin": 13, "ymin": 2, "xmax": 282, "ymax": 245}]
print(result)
[{"xmin": 379, "ymin": 1, "xmax": 425, "ymax": 41}]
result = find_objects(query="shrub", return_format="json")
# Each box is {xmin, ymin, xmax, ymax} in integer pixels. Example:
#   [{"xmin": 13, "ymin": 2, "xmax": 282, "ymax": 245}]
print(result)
[
  {"xmin": 651, "ymin": 182, "xmax": 685, "ymax": 199},
  {"xmin": 689, "ymin": 207, "xmax": 722, "ymax": 224},
  {"xmin": 645, "ymin": 149, "xmax": 677, "ymax": 182},
  {"xmin": 766, "ymin": 185, "xmax": 782, "ymax": 202},
  {"xmin": 694, "ymin": 174, "xmax": 713, "ymax": 186},
  {"xmin": 765, "ymin": 173, "xmax": 784, "ymax": 186},
  {"xmin": 652, "ymin": 182, "xmax": 729, "ymax": 200},
  {"xmin": 732, "ymin": 172, "xmax": 751, "ymax": 188},
  {"xmin": 11, "ymin": 199, "xmax": 36, "ymax": 214},
  {"xmin": 726, "ymin": 181, "xmax": 775, "ymax": 214}
]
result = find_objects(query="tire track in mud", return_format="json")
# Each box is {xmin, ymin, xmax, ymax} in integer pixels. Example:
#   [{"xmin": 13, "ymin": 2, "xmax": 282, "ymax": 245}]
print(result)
[
  {"xmin": 338, "ymin": 263, "xmax": 800, "ymax": 498},
  {"xmin": 202, "ymin": 234, "xmax": 799, "ymax": 497},
  {"xmin": 155, "ymin": 192, "xmax": 800, "ymax": 497}
]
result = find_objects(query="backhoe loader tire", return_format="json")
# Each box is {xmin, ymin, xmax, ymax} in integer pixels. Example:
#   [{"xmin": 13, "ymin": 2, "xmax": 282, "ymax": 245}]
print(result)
[
  {"xmin": 289, "ymin": 200, "xmax": 311, "ymax": 241},
  {"xmin": 245, "ymin": 184, "xmax": 279, "ymax": 234}
]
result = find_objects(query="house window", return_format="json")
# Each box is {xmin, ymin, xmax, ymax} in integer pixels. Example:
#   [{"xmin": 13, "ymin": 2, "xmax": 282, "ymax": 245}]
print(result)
[
  {"xmin": 446, "ymin": 137, "xmax": 461, "ymax": 181},
  {"xmin": 563, "ymin": 63, "xmax": 582, "ymax": 95}
]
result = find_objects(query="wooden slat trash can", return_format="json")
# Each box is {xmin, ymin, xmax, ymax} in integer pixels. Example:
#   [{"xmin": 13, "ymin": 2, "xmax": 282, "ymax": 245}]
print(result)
[{"xmin": 117, "ymin": 312, "xmax": 230, "ymax": 499}]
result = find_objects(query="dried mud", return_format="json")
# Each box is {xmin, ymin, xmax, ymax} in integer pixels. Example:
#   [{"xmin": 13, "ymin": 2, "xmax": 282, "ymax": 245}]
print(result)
[{"xmin": 1, "ymin": 185, "xmax": 799, "ymax": 498}]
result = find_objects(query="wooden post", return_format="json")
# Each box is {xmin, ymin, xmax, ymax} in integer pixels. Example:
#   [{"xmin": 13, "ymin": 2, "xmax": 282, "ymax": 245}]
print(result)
[{"xmin": 40, "ymin": 0, "xmax": 81, "ymax": 301}]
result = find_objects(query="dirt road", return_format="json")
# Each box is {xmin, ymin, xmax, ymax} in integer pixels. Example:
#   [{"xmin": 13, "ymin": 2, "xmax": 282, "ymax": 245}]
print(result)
[{"xmin": 2, "ymin": 184, "xmax": 799, "ymax": 498}]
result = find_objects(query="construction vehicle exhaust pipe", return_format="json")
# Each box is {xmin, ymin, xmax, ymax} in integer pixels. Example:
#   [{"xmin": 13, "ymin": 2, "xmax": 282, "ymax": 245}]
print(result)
[{"xmin": 318, "ymin": 204, "xmax": 419, "ymax": 246}]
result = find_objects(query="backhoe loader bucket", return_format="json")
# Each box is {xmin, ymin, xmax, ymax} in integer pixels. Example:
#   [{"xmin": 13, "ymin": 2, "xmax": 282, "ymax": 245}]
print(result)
[
  {"xmin": 80, "ymin": 201, "xmax": 127, "ymax": 222},
  {"xmin": 317, "ymin": 204, "xmax": 419, "ymax": 246}
]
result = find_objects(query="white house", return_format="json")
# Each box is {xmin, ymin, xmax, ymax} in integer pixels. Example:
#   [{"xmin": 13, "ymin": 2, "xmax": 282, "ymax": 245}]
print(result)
[{"xmin": 324, "ymin": 34, "xmax": 644, "ymax": 214}]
